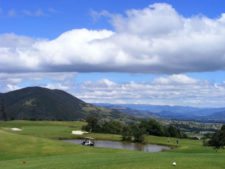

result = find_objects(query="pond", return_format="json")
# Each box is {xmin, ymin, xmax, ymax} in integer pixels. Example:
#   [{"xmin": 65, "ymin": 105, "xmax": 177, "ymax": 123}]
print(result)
[{"xmin": 64, "ymin": 139, "xmax": 171, "ymax": 152}]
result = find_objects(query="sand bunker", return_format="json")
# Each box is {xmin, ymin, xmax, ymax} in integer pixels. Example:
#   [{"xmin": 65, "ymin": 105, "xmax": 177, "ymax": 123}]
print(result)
[
  {"xmin": 11, "ymin": 128, "xmax": 22, "ymax": 131},
  {"xmin": 71, "ymin": 130, "xmax": 88, "ymax": 135}
]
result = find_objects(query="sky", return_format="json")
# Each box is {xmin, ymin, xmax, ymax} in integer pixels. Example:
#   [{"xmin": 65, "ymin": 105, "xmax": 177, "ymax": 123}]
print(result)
[{"xmin": 0, "ymin": 0, "xmax": 225, "ymax": 107}]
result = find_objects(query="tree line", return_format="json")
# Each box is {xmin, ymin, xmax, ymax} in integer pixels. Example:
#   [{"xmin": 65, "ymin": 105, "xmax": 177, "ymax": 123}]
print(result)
[{"xmin": 83, "ymin": 116, "xmax": 187, "ymax": 143}]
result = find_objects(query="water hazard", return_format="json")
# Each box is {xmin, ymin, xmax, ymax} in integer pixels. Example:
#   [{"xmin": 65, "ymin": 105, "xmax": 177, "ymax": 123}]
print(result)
[{"xmin": 64, "ymin": 139, "xmax": 171, "ymax": 152}]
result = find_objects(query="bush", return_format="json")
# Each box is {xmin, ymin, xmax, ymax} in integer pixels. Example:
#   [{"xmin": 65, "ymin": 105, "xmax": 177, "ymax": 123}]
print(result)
[
  {"xmin": 82, "ymin": 116, "xmax": 100, "ymax": 132},
  {"xmin": 165, "ymin": 125, "xmax": 186, "ymax": 138},
  {"xmin": 122, "ymin": 126, "xmax": 132, "ymax": 141},
  {"xmin": 131, "ymin": 124, "xmax": 145, "ymax": 143},
  {"xmin": 101, "ymin": 120, "xmax": 124, "ymax": 134},
  {"xmin": 140, "ymin": 119, "xmax": 164, "ymax": 136},
  {"xmin": 208, "ymin": 125, "xmax": 225, "ymax": 150},
  {"xmin": 83, "ymin": 115, "xmax": 124, "ymax": 134},
  {"xmin": 122, "ymin": 124, "xmax": 145, "ymax": 143}
]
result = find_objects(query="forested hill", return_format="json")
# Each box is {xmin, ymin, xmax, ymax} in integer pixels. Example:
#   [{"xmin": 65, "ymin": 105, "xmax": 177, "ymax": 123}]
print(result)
[{"xmin": 0, "ymin": 87, "xmax": 126, "ymax": 121}]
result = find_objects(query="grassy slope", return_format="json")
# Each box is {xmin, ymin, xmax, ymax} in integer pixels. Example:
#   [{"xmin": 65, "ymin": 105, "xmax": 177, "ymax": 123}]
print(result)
[
  {"xmin": 0, "ymin": 121, "xmax": 224, "ymax": 169},
  {"xmin": 0, "ymin": 120, "xmax": 85, "ymax": 139}
]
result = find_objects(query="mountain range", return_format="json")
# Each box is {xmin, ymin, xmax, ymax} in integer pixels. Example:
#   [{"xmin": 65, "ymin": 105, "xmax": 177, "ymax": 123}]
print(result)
[{"xmin": 95, "ymin": 103, "xmax": 225, "ymax": 122}]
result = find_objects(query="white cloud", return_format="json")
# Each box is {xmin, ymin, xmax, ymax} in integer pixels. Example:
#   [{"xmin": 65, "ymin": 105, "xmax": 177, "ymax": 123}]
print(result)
[
  {"xmin": 0, "ymin": 3, "xmax": 224, "ymax": 107},
  {"xmin": 0, "ymin": 73, "xmax": 224, "ymax": 107},
  {"xmin": 0, "ymin": 72, "xmax": 76, "ymax": 92},
  {"xmin": 153, "ymin": 74, "xmax": 198, "ymax": 85},
  {"xmin": 45, "ymin": 83, "xmax": 70, "ymax": 90},
  {"xmin": 112, "ymin": 3, "xmax": 184, "ymax": 36},
  {"xmin": 6, "ymin": 84, "xmax": 19, "ymax": 91},
  {"xmin": 0, "ymin": 3, "xmax": 225, "ymax": 73},
  {"xmin": 74, "ymin": 75, "xmax": 225, "ymax": 107},
  {"xmin": 90, "ymin": 10, "xmax": 111, "ymax": 22},
  {"xmin": 22, "ymin": 9, "xmax": 45, "ymax": 17}
]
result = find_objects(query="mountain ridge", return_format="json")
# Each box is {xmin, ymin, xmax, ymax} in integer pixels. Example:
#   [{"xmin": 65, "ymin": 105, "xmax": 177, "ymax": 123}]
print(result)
[
  {"xmin": 0, "ymin": 87, "xmax": 127, "ymax": 121},
  {"xmin": 95, "ymin": 103, "xmax": 225, "ymax": 122}
]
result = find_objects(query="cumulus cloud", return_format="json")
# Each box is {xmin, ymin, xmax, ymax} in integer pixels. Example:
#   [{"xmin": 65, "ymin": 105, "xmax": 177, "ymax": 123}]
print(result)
[
  {"xmin": 0, "ymin": 73, "xmax": 224, "ymax": 107},
  {"xmin": 153, "ymin": 74, "xmax": 198, "ymax": 85},
  {"xmin": 1, "ymin": 3, "xmax": 225, "ymax": 73},
  {"xmin": 74, "ymin": 75, "xmax": 225, "ymax": 107},
  {"xmin": 112, "ymin": 3, "xmax": 184, "ymax": 36},
  {"xmin": 0, "ymin": 72, "xmax": 76, "ymax": 92}
]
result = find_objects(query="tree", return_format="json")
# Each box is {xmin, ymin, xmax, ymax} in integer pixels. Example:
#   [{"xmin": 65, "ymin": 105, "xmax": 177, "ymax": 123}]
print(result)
[
  {"xmin": 166, "ymin": 125, "xmax": 181, "ymax": 138},
  {"xmin": 101, "ymin": 120, "xmax": 124, "ymax": 134},
  {"xmin": 83, "ymin": 115, "xmax": 100, "ymax": 132},
  {"xmin": 122, "ymin": 126, "xmax": 132, "ymax": 141},
  {"xmin": 208, "ymin": 125, "xmax": 225, "ymax": 150},
  {"xmin": 140, "ymin": 119, "xmax": 164, "ymax": 136},
  {"xmin": 122, "ymin": 124, "xmax": 145, "ymax": 143},
  {"xmin": 0, "ymin": 97, "xmax": 7, "ymax": 121},
  {"xmin": 131, "ymin": 124, "xmax": 145, "ymax": 143}
]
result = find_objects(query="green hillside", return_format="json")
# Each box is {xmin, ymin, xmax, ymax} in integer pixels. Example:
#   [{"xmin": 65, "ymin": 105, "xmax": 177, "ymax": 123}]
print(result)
[{"xmin": 0, "ymin": 87, "xmax": 126, "ymax": 121}]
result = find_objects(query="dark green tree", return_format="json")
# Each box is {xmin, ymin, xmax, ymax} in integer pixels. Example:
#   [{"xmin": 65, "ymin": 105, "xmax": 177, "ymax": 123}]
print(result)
[
  {"xmin": 140, "ymin": 119, "xmax": 164, "ymax": 136},
  {"xmin": 208, "ymin": 125, "xmax": 225, "ymax": 150},
  {"xmin": 83, "ymin": 115, "xmax": 100, "ymax": 132},
  {"xmin": 122, "ymin": 124, "xmax": 145, "ymax": 143},
  {"xmin": 0, "ymin": 98, "xmax": 7, "ymax": 121},
  {"xmin": 166, "ymin": 125, "xmax": 181, "ymax": 137},
  {"xmin": 122, "ymin": 125, "xmax": 133, "ymax": 141},
  {"xmin": 131, "ymin": 124, "xmax": 145, "ymax": 143},
  {"xmin": 101, "ymin": 120, "xmax": 124, "ymax": 134}
]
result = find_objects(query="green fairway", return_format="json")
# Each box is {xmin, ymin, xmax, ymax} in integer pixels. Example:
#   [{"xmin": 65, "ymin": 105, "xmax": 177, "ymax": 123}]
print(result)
[{"xmin": 0, "ymin": 121, "xmax": 224, "ymax": 169}]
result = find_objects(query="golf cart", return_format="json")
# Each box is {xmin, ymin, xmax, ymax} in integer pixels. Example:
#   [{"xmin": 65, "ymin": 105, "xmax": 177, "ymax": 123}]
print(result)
[{"xmin": 81, "ymin": 137, "xmax": 95, "ymax": 146}]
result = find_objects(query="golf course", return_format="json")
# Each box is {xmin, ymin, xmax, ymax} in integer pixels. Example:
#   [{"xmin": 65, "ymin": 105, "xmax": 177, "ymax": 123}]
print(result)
[{"xmin": 0, "ymin": 120, "xmax": 224, "ymax": 169}]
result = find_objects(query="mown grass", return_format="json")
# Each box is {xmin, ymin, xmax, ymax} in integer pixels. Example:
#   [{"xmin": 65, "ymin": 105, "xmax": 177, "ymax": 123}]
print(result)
[
  {"xmin": 0, "ymin": 120, "xmax": 224, "ymax": 169},
  {"xmin": 0, "ymin": 120, "xmax": 85, "ymax": 139}
]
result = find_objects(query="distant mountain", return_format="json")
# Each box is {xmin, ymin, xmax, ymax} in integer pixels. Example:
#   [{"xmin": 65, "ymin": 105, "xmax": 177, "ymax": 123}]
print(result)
[
  {"xmin": 203, "ymin": 111, "xmax": 225, "ymax": 122},
  {"xmin": 0, "ymin": 87, "xmax": 127, "ymax": 121},
  {"xmin": 95, "ymin": 103, "xmax": 225, "ymax": 122}
]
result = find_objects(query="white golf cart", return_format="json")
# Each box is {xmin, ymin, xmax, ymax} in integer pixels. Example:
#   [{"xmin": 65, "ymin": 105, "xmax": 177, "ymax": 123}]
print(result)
[{"xmin": 81, "ymin": 137, "xmax": 95, "ymax": 146}]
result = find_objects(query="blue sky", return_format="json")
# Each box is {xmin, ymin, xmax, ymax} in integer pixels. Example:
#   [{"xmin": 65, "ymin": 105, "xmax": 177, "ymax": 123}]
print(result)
[
  {"xmin": 1, "ymin": 0, "xmax": 225, "ymax": 37},
  {"xmin": 0, "ymin": 0, "xmax": 225, "ymax": 107}
]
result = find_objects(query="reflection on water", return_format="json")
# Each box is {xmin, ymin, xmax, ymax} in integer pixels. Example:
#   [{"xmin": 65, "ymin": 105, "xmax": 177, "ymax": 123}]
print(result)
[{"xmin": 64, "ymin": 139, "xmax": 171, "ymax": 152}]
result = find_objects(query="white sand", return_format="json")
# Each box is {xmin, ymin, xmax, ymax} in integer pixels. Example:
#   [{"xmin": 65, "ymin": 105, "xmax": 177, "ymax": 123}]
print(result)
[
  {"xmin": 11, "ymin": 128, "xmax": 22, "ymax": 131},
  {"xmin": 71, "ymin": 130, "xmax": 88, "ymax": 135}
]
